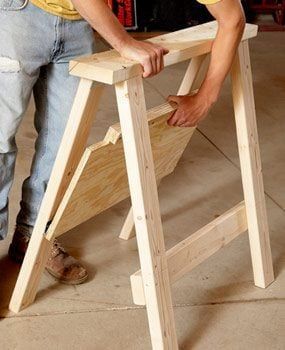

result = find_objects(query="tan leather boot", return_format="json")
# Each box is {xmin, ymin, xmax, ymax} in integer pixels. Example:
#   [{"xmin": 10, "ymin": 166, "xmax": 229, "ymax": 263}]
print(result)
[{"xmin": 9, "ymin": 225, "xmax": 88, "ymax": 285}]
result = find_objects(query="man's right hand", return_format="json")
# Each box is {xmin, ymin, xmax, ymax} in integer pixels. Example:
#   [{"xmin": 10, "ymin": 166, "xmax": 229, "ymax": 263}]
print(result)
[
  {"xmin": 72, "ymin": 0, "xmax": 168, "ymax": 77},
  {"xmin": 72, "ymin": 0, "xmax": 168, "ymax": 78},
  {"xmin": 118, "ymin": 39, "xmax": 169, "ymax": 78}
]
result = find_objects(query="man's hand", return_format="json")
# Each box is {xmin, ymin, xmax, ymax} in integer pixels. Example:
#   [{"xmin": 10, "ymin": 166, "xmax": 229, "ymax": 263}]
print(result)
[
  {"xmin": 119, "ymin": 39, "xmax": 169, "ymax": 78},
  {"xmin": 71, "ymin": 0, "xmax": 168, "ymax": 78},
  {"xmin": 167, "ymin": 93, "xmax": 213, "ymax": 127},
  {"xmin": 166, "ymin": 0, "xmax": 245, "ymax": 128}
]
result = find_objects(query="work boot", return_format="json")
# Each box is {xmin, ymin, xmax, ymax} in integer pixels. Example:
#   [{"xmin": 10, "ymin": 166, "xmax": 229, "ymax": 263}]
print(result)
[{"xmin": 8, "ymin": 225, "xmax": 88, "ymax": 285}]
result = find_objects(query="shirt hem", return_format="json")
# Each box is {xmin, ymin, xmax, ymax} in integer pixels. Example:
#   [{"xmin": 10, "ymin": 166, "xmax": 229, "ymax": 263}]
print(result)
[{"xmin": 30, "ymin": 0, "xmax": 82, "ymax": 20}]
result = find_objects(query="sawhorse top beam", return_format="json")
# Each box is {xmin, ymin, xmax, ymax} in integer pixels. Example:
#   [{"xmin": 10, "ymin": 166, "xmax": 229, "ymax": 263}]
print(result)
[{"xmin": 69, "ymin": 21, "xmax": 258, "ymax": 85}]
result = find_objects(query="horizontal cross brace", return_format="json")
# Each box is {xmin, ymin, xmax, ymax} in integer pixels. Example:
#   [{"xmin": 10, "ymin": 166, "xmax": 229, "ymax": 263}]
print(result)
[{"xmin": 131, "ymin": 201, "xmax": 248, "ymax": 305}]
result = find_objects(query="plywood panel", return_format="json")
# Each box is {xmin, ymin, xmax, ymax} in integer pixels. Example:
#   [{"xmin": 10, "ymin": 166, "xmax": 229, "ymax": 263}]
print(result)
[{"xmin": 47, "ymin": 102, "xmax": 195, "ymax": 238}]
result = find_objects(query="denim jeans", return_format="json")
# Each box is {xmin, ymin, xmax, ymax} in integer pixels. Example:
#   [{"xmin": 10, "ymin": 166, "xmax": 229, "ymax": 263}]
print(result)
[{"xmin": 0, "ymin": 1, "xmax": 95, "ymax": 239}]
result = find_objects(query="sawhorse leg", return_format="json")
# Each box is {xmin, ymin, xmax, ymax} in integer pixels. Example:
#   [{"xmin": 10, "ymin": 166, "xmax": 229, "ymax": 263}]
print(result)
[
  {"xmin": 119, "ymin": 207, "xmax": 136, "ymax": 240},
  {"xmin": 231, "ymin": 40, "xmax": 274, "ymax": 288},
  {"xmin": 119, "ymin": 179, "xmax": 162, "ymax": 241},
  {"xmin": 9, "ymin": 79, "xmax": 103, "ymax": 312},
  {"xmin": 116, "ymin": 77, "xmax": 178, "ymax": 349}
]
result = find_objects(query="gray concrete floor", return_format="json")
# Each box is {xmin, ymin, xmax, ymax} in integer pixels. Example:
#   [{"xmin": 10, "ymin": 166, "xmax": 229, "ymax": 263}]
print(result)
[{"xmin": 0, "ymin": 32, "xmax": 284, "ymax": 349}]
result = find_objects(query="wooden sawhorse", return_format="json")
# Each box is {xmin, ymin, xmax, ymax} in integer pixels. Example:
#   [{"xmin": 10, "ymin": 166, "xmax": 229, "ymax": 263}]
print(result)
[{"xmin": 9, "ymin": 22, "xmax": 274, "ymax": 349}]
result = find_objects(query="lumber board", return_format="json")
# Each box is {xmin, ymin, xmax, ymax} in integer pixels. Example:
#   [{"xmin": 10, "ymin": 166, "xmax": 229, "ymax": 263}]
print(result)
[
  {"xmin": 115, "ymin": 75, "xmax": 178, "ymax": 348},
  {"xmin": 46, "ymin": 102, "xmax": 195, "ymax": 239},
  {"xmin": 119, "ymin": 207, "xmax": 136, "ymax": 240},
  {"xmin": 69, "ymin": 22, "xmax": 258, "ymax": 84},
  {"xmin": 231, "ymin": 41, "xmax": 274, "ymax": 288},
  {"xmin": 9, "ymin": 79, "xmax": 102, "ymax": 312},
  {"xmin": 177, "ymin": 54, "xmax": 207, "ymax": 95},
  {"xmin": 131, "ymin": 201, "xmax": 248, "ymax": 305},
  {"xmin": 119, "ymin": 179, "xmax": 162, "ymax": 241},
  {"xmin": 48, "ymin": 81, "xmax": 103, "ymax": 219}
]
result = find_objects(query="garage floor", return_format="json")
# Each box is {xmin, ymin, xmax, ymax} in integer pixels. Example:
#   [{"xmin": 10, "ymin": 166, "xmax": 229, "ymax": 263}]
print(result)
[{"xmin": 0, "ymin": 32, "xmax": 284, "ymax": 349}]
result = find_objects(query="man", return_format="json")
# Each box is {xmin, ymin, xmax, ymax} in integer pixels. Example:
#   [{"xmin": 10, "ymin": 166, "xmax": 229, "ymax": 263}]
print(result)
[{"xmin": 0, "ymin": 0, "xmax": 245, "ymax": 284}]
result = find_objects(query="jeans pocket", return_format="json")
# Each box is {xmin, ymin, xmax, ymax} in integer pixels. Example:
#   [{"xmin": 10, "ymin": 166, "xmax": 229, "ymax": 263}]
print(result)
[{"xmin": 0, "ymin": 0, "xmax": 28, "ymax": 10}]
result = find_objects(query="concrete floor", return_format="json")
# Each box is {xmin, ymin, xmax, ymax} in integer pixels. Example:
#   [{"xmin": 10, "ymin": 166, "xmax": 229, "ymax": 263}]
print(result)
[{"xmin": 0, "ymin": 32, "xmax": 284, "ymax": 349}]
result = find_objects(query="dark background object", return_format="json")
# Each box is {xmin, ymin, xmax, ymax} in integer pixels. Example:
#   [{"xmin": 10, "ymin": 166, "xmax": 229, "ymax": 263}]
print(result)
[
  {"xmin": 110, "ymin": 0, "xmax": 138, "ymax": 29},
  {"xmin": 135, "ymin": 0, "xmax": 253, "ymax": 31},
  {"xmin": 247, "ymin": 0, "xmax": 285, "ymax": 25}
]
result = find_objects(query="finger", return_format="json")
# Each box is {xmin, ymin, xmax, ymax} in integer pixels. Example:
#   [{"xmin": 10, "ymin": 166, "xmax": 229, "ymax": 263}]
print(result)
[
  {"xmin": 159, "ymin": 48, "xmax": 165, "ymax": 71},
  {"xmin": 178, "ymin": 122, "xmax": 191, "ymax": 128},
  {"xmin": 176, "ymin": 119, "xmax": 188, "ymax": 127},
  {"xmin": 172, "ymin": 110, "xmax": 187, "ymax": 127},
  {"xmin": 158, "ymin": 45, "xmax": 169, "ymax": 55},
  {"xmin": 181, "ymin": 121, "xmax": 197, "ymax": 128},
  {"xmin": 174, "ymin": 118, "xmax": 187, "ymax": 127},
  {"xmin": 151, "ymin": 52, "xmax": 158, "ymax": 76},
  {"xmin": 167, "ymin": 95, "xmax": 183, "ymax": 104},
  {"xmin": 168, "ymin": 111, "xmax": 182, "ymax": 126},
  {"xmin": 153, "ymin": 48, "xmax": 161, "ymax": 74},
  {"xmin": 168, "ymin": 100, "xmax": 178, "ymax": 109},
  {"xmin": 167, "ymin": 111, "xmax": 177, "ymax": 126},
  {"xmin": 161, "ymin": 53, "xmax": 165, "ymax": 71},
  {"xmin": 142, "ymin": 58, "xmax": 153, "ymax": 78},
  {"xmin": 157, "ymin": 47, "xmax": 166, "ymax": 72},
  {"xmin": 162, "ymin": 47, "xmax": 169, "ymax": 55},
  {"xmin": 152, "ymin": 43, "xmax": 169, "ymax": 56},
  {"xmin": 155, "ymin": 48, "xmax": 163, "ymax": 73}
]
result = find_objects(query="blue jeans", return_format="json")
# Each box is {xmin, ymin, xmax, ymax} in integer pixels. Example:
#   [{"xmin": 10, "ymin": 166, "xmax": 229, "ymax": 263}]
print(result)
[{"xmin": 0, "ymin": 1, "xmax": 95, "ymax": 239}]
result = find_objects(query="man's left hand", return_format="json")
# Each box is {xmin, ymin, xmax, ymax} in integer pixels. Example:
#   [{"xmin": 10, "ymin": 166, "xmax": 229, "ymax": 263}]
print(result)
[{"xmin": 167, "ymin": 93, "xmax": 213, "ymax": 128}]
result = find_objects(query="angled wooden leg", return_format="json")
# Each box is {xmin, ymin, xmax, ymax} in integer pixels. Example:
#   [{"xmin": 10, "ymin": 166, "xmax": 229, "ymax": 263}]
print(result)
[
  {"xmin": 231, "ymin": 41, "xmax": 274, "ymax": 288},
  {"xmin": 178, "ymin": 54, "xmax": 208, "ymax": 95},
  {"xmin": 119, "ymin": 207, "xmax": 136, "ymax": 240},
  {"xmin": 116, "ymin": 77, "xmax": 178, "ymax": 349},
  {"xmin": 119, "ymin": 180, "xmax": 162, "ymax": 241},
  {"xmin": 9, "ymin": 80, "xmax": 103, "ymax": 313}
]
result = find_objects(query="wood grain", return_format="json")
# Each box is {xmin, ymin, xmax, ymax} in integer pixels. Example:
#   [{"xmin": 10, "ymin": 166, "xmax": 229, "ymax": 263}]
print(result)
[
  {"xmin": 46, "ymin": 102, "xmax": 195, "ymax": 239},
  {"xmin": 70, "ymin": 22, "xmax": 258, "ymax": 84},
  {"xmin": 115, "ymin": 76, "xmax": 178, "ymax": 349},
  {"xmin": 131, "ymin": 202, "xmax": 248, "ymax": 305},
  {"xmin": 9, "ymin": 80, "xmax": 103, "ymax": 312},
  {"xmin": 231, "ymin": 41, "xmax": 274, "ymax": 288}
]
